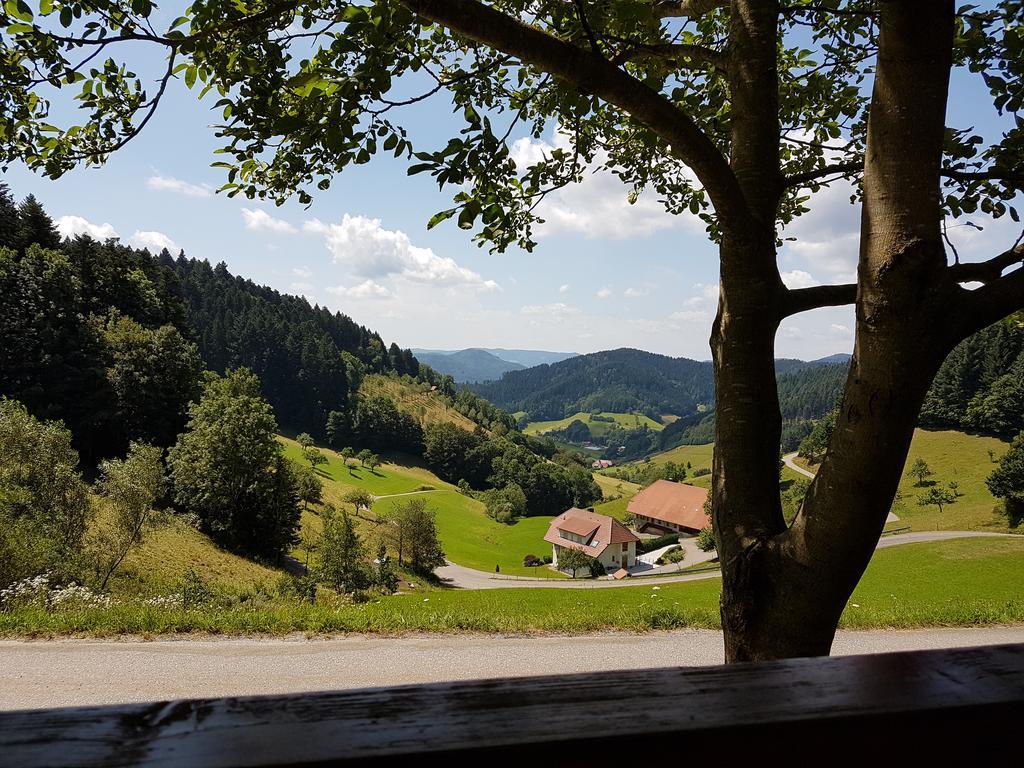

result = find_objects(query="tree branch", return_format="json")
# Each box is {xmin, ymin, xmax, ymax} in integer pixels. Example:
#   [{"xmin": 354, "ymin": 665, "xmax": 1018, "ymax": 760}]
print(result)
[
  {"xmin": 783, "ymin": 159, "xmax": 862, "ymax": 188},
  {"xmin": 780, "ymin": 283, "xmax": 857, "ymax": 318},
  {"xmin": 400, "ymin": 0, "xmax": 750, "ymax": 227},
  {"xmin": 949, "ymin": 241, "xmax": 1024, "ymax": 283},
  {"xmin": 614, "ymin": 42, "xmax": 730, "ymax": 70},
  {"xmin": 958, "ymin": 242, "xmax": 1024, "ymax": 331},
  {"xmin": 655, "ymin": 0, "xmax": 728, "ymax": 18},
  {"xmin": 941, "ymin": 167, "xmax": 1024, "ymax": 186}
]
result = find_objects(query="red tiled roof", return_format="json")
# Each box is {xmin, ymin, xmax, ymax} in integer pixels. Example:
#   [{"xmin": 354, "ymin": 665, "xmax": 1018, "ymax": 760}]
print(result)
[
  {"xmin": 627, "ymin": 480, "xmax": 709, "ymax": 531},
  {"xmin": 543, "ymin": 507, "xmax": 639, "ymax": 557},
  {"xmin": 558, "ymin": 517, "xmax": 601, "ymax": 537}
]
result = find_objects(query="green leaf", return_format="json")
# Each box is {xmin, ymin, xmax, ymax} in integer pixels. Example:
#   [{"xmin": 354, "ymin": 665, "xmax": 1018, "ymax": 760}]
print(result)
[{"xmin": 427, "ymin": 208, "xmax": 456, "ymax": 229}]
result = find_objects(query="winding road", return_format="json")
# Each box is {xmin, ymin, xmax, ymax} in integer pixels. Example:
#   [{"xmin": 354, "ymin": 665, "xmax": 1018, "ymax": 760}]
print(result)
[{"xmin": 436, "ymin": 530, "xmax": 1012, "ymax": 589}]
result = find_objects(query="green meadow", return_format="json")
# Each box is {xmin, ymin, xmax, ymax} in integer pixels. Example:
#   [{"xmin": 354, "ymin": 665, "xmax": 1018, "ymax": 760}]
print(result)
[
  {"xmin": 522, "ymin": 411, "xmax": 665, "ymax": 437},
  {"xmin": 4, "ymin": 538, "xmax": 1022, "ymax": 637}
]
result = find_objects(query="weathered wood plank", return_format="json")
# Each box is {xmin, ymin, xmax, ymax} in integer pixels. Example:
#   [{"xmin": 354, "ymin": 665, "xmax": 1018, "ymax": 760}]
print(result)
[{"xmin": 2, "ymin": 643, "xmax": 1022, "ymax": 766}]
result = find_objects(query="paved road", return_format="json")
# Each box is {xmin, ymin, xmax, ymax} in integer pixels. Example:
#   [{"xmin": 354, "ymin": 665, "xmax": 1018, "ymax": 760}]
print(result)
[
  {"xmin": 782, "ymin": 451, "xmax": 816, "ymax": 479},
  {"xmin": 437, "ymin": 530, "xmax": 1013, "ymax": 589},
  {"xmin": 2, "ymin": 626, "xmax": 1021, "ymax": 711}
]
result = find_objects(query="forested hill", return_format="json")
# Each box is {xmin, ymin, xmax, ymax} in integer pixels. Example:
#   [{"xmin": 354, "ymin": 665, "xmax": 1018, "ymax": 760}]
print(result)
[
  {"xmin": 170, "ymin": 257, "xmax": 418, "ymax": 437},
  {"xmin": 0, "ymin": 185, "xmax": 423, "ymax": 459},
  {"xmin": 471, "ymin": 348, "xmax": 715, "ymax": 421},
  {"xmin": 920, "ymin": 314, "xmax": 1024, "ymax": 439},
  {"xmin": 471, "ymin": 348, "xmax": 852, "ymax": 423}
]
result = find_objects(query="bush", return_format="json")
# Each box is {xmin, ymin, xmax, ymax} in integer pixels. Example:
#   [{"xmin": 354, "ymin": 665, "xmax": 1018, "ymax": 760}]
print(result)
[
  {"xmin": 657, "ymin": 547, "xmax": 687, "ymax": 565},
  {"xmin": 637, "ymin": 533, "xmax": 680, "ymax": 554},
  {"xmin": 522, "ymin": 554, "xmax": 542, "ymax": 567},
  {"xmin": 691, "ymin": 467, "xmax": 711, "ymax": 477},
  {"xmin": 180, "ymin": 568, "xmax": 214, "ymax": 608},
  {"xmin": 277, "ymin": 575, "xmax": 317, "ymax": 603},
  {"xmin": 542, "ymin": 555, "xmax": 553, "ymax": 565},
  {"xmin": 588, "ymin": 557, "xmax": 606, "ymax": 578},
  {"xmin": 696, "ymin": 527, "xmax": 717, "ymax": 552}
]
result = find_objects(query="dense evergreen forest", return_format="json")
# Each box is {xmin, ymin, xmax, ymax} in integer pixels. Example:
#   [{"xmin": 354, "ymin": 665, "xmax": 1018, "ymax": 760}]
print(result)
[
  {"xmin": 170, "ymin": 257, "xmax": 417, "ymax": 439},
  {"xmin": 920, "ymin": 315, "xmax": 1024, "ymax": 439},
  {"xmin": 0, "ymin": 186, "xmax": 421, "ymax": 458},
  {"xmin": 0, "ymin": 188, "xmax": 201, "ymax": 464}
]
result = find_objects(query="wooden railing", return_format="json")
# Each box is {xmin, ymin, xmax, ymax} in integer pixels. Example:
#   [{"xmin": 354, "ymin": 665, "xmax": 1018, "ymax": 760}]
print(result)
[{"xmin": 2, "ymin": 643, "xmax": 1021, "ymax": 766}]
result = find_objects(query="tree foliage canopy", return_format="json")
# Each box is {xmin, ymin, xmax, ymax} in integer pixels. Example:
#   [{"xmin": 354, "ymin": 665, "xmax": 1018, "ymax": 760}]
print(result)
[
  {"xmin": 167, "ymin": 367, "xmax": 301, "ymax": 558},
  {"xmin": 3, "ymin": 1, "xmax": 1020, "ymax": 251}
]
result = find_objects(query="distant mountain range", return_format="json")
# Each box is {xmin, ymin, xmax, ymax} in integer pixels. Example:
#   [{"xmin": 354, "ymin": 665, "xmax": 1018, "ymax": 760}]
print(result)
[
  {"xmin": 413, "ymin": 347, "xmax": 578, "ymax": 383},
  {"xmin": 470, "ymin": 348, "xmax": 852, "ymax": 423}
]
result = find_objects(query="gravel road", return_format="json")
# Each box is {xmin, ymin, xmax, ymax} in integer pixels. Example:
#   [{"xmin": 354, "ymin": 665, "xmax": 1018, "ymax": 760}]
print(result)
[{"xmin": 2, "ymin": 626, "xmax": 1022, "ymax": 711}]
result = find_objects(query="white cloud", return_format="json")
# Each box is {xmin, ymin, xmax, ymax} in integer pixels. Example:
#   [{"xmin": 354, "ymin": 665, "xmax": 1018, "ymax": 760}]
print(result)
[
  {"xmin": 669, "ymin": 309, "xmax": 712, "ymax": 323},
  {"xmin": 131, "ymin": 230, "xmax": 177, "ymax": 252},
  {"xmin": 559, "ymin": 284, "xmax": 570, "ymax": 294},
  {"xmin": 520, "ymin": 302, "xmax": 581, "ymax": 318},
  {"xmin": 146, "ymin": 175, "xmax": 212, "ymax": 198},
  {"xmin": 305, "ymin": 214, "xmax": 498, "ymax": 291},
  {"xmin": 624, "ymin": 287, "xmax": 649, "ymax": 299},
  {"xmin": 242, "ymin": 208, "xmax": 297, "ymax": 234},
  {"xmin": 780, "ymin": 270, "xmax": 820, "ymax": 289},
  {"xmin": 290, "ymin": 282, "xmax": 314, "ymax": 295},
  {"xmin": 830, "ymin": 324, "xmax": 851, "ymax": 335},
  {"xmin": 55, "ymin": 215, "xmax": 118, "ymax": 240},
  {"xmin": 292, "ymin": 266, "xmax": 313, "ymax": 279},
  {"xmin": 596, "ymin": 287, "xmax": 612, "ymax": 299},
  {"xmin": 327, "ymin": 280, "xmax": 394, "ymax": 300},
  {"xmin": 510, "ymin": 130, "xmax": 701, "ymax": 240}
]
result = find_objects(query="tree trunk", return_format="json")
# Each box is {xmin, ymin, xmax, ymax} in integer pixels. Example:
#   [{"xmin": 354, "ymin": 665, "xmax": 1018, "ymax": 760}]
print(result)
[{"xmin": 715, "ymin": 0, "xmax": 959, "ymax": 661}]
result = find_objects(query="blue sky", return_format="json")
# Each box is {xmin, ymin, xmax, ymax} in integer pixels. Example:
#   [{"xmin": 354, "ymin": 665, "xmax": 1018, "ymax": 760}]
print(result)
[{"xmin": 4, "ymin": 12, "xmax": 1019, "ymax": 361}]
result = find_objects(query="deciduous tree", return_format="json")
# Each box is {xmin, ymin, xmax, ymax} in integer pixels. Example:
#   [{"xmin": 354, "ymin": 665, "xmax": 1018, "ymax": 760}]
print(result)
[
  {"xmin": 93, "ymin": 442, "xmax": 166, "ymax": 590},
  {"xmin": 167, "ymin": 369, "xmax": 301, "ymax": 559},
  {"xmin": 7, "ymin": 0, "xmax": 1024, "ymax": 661},
  {"xmin": 0, "ymin": 398, "xmax": 91, "ymax": 588}
]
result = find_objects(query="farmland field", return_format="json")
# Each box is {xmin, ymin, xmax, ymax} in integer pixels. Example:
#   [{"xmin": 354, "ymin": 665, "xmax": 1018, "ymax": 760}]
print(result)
[{"xmin": 522, "ymin": 411, "xmax": 664, "ymax": 437}]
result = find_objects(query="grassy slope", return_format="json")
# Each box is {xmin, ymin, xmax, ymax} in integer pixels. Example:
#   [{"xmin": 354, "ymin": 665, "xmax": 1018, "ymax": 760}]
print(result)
[
  {"xmin": 372, "ymin": 491, "xmax": 565, "ymax": 578},
  {"xmin": 281, "ymin": 436, "xmax": 564, "ymax": 578},
  {"xmin": 523, "ymin": 411, "xmax": 664, "ymax": 437},
  {"xmin": 592, "ymin": 474, "xmax": 642, "ymax": 521},
  {"xmin": 798, "ymin": 429, "xmax": 1012, "ymax": 532},
  {"xmin": 361, "ymin": 374, "xmax": 478, "ymax": 431},
  {"xmin": 101, "ymin": 504, "xmax": 286, "ymax": 598},
  {"xmin": 6, "ymin": 538, "xmax": 1022, "ymax": 635}
]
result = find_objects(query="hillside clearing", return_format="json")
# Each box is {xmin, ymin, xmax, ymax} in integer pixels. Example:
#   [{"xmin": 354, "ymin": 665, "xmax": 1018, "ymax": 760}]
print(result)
[
  {"xmin": 361, "ymin": 374, "xmax": 478, "ymax": 431},
  {"xmin": 522, "ymin": 411, "xmax": 664, "ymax": 437},
  {"xmin": 799, "ymin": 429, "xmax": 1012, "ymax": 532}
]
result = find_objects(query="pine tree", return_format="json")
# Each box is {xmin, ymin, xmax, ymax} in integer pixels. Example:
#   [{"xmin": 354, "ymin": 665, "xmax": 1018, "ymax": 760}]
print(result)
[
  {"xmin": 16, "ymin": 194, "xmax": 61, "ymax": 251},
  {"xmin": 0, "ymin": 183, "xmax": 19, "ymax": 247}
]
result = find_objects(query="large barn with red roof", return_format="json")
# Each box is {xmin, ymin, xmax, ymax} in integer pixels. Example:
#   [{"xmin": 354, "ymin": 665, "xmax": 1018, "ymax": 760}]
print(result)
[{"xmin": 627, "ymin": 480, "xmax": 709, "ymax": 535}]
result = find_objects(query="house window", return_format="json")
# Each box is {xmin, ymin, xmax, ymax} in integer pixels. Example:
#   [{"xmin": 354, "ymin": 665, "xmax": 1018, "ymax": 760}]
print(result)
[{"xmin": 621, "ymin": 543, "xmax": 628, "ymax": 551}]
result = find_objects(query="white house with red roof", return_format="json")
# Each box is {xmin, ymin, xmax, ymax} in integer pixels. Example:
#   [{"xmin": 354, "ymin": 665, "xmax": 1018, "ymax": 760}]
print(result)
[{"xmin": 544, "ymin": 508, "xmax": 639, "ymax": 573}]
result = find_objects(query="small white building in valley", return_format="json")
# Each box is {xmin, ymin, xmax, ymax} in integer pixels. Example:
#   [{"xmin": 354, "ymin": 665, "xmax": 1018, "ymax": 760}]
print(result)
[{"xmin": 544, "ymin": 508, "xmax": 639, "ymax": 573}]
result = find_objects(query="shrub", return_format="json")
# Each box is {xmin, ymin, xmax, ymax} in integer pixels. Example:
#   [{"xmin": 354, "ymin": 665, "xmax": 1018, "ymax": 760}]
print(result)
[
  {"xmin": 523, "ymin": 554, "xmax": 542, "ymax": 567},
  {"xmin": 637, "ymin": 533, "xmax": 680, "ymax": 554},
  {"xmin": 696, "ymin": 527, "xmax": 717, "ymax": 552},
  {"xmin": 180, "ymin": 568, "xmax": 214, "ymax": 608},
  {"xmin": 691, "ymin": 468, "xmax": 711, "ymax": 477},
  {"xmin": 277, "ymin": 575, "xmax": 317, "ymax": 603},
  {"xmin": 657, "ymin": 547, "xmax": 686, "ymax": 565}
]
